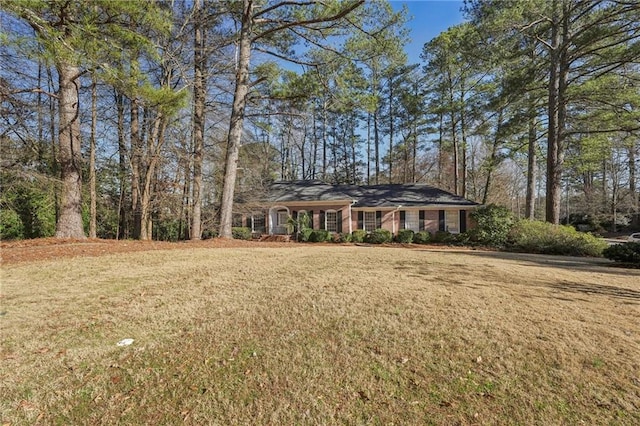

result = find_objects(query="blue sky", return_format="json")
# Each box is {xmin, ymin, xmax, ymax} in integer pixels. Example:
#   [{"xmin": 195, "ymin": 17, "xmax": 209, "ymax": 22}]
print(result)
[{"xmin": 391, "ymin": 0, "xmax": 466, "ymax": 64}]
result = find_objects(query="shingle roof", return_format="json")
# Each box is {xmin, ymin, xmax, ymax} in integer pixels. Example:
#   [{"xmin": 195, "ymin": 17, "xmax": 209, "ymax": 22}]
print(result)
[{"xmin": 266, "ymin": 181, "xmax": 479, "ymax": 208}]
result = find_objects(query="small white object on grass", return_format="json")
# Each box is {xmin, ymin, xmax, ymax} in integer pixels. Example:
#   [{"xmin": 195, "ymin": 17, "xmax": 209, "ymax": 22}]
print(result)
[{"xmin": 117, "ymin": 338, "xmax": 134, "ymax": 346}]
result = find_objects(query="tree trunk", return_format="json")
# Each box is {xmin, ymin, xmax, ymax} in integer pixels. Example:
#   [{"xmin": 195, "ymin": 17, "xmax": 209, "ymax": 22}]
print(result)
[
  {"xmin": 545, "ymin": 0, "xmax": 568, "ymax": 224},
  {"xmin": 437, "ymin": 110, "xmax": 444, "ymax": 187},
  {"xmin": 322, "ymin": 98, "xmax": 328, "ymax": 181},
  {"xmin": 366, "ymin": 112, "xmax": 371, "ymax": 185},
  {"xmin": 525, "ymin": 99, "xmax": 537, "ymax": 220},
  {"xmin": 447, "ymin": 71, "xmax": 459, "ymax": 195},
  {"xmin": 54, "ymin": 61, "xmax": 85, "ymax": 238},
  {"xmin": 218, "ymin": 0, "xmax": 253, "ymax": 239},
  {"xmin": 191, "ymin": 0, "xmax": 205, "ymax": 240},
  {"xmin": 115, "ymin": 90, "xmax": 128, "ymax": 239},
  {"xmin": 89, "ymin": 76, "xmax": 97, "ymax": 238},
  {"xmin": 629, "ymin": 136, "xmax": 638, "ymax": 224},
  {"xmin": 482, "ymin": 109, "xmax": 503, "ymax": 205},
  {"xmin": 459, "ymin": 90, "xmax": 467, "ymax": 198},
  {"xmin": 131, "ymin": 97, "xmax": 142, "ymax": 239},
  {"xmin": 139, "ymin": 113, "xmax": 166, "ymax": 240},
  {"xmin": 451, "ymin": 109, "xmax": 459, "ymax": 196},
  {"xmin": 388, "ymin": 75, "xmax": 394, "ymax": 184}
]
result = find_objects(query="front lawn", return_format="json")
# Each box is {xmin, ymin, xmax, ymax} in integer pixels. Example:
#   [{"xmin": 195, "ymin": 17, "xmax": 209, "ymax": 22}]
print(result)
[{"xmin": 2, "ymin": 245, "xmax": 639, "ymax": 424}]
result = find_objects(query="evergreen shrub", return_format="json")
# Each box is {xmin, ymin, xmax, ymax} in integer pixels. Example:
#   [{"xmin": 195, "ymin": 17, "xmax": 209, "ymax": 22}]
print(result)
[
  {"xmin": 351, "ymin": 230, "xmax": 367, "ymax": 243},
  {"xmin": 309, "ymin": 229, "xmax": 331, "ymax": 242},
  {"xmin": 431, "ymin": 231, "xmax": 452, "ymax": 243},
  {"xmin": 469, "ymin": 204, "xmax": 514, "ymax": 246},
  {"xmin": 603, "ymin": 242, "xmax": 640, "ymax": 266},
  {"xmin": 507, "ymin": 220, "xmax": 606, "ymax": 257},
  {"xmin": 232, "ymin": 227, "xmax": 252, "ymax": 240},
  {"xmin": 298, "ymin": 228, "xmax": 313, "ymax": 242},
  {"xmin": 0, "ymin": 209, "xmax": 24, "ymax": 240},
  {"xmin": 413, "ymin": 231, "xmax": 431, "ymax": 244},
  {"xmin": 395, "ymin": 229, "xmax": 414, "ymax": 243},
  {"xmin": 336, "ymin": 232, "xmax": 353, "ymax": 243},
  {"xmin": 364, "ymin": 228, "xmax": 392, "ymax": 244}
]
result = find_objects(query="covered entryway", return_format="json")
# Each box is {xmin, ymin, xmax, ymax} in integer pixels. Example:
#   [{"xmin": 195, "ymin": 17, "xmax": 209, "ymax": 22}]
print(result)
[{"xmin": 268, "ymin": 206, "xmax": 290, "ymax": 235}]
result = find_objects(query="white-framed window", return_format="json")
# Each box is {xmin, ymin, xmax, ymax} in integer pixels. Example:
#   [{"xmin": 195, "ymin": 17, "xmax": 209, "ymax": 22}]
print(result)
[
  {"xmin": 405, "ymin": 211, "xmax": 419, "ymax": 232},
  {"xmin": 251, "ymin": 213, "xmax": 265, "ymax": 234},
  {"xmin": 364, "ymin": 211, "xmax": 376, "ymax": 231},
  {"xmin": 325, "ymin": 210, "xmax": 338, "ymax": 233},
  {"xmin": 445, "ymin": 210, "xmax": 460, "ymax": 233},
  {"xmin": 277, "ymin": 210, "xmax": 289, "ymax": 226}
]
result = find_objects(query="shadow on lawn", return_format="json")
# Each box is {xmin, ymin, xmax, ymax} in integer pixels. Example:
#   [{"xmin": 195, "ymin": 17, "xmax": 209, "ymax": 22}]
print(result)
[{"xmin": 423, "ymin": 249, "xmax": 640, "ymax": 303}]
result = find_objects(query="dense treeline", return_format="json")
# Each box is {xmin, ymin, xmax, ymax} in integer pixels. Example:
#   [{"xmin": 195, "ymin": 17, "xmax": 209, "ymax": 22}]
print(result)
[{"xmin": 1, "ymin": 0, "xmax": 638, "ymax": 241}]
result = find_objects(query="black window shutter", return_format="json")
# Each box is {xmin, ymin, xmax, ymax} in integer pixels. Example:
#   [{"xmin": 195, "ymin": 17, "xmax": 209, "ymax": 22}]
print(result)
[
  {"xmin": 309, "ymin": 210, "xmax": 314, "ymax": 229},
  {"xmin": 337, "ymin": 210, "xmax": 342, "ymax": 233},
  {"xmin": 438, "ymin": 210, "xmax": 445, "ymax": 232},
  {"xmin": 460, "ymin": 210, "xmax": 467, "ymax": 233},
  {"xmin": 400, "ymin": 211, "xmax": 406, "ymax": 229},
  {"xmin": 358, "ymin": 211, "xmax": 363, "ymax": 230},
  {"xmin": 320, "ymin": 210, "xmax": 325, "ymax": 230},
  {"xmin": 419, "ymin": 210, "xmax": 425, "ymax": 231},
  {"xmin": 376, "ymin": 211, "xmax": 382, "ymax": 229}
]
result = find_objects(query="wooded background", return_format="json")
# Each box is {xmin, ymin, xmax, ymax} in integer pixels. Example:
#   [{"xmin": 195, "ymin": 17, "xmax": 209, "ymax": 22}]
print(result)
[{"xmin": 1, "ymin": 0, "xmax": 639, "ymax": 240}]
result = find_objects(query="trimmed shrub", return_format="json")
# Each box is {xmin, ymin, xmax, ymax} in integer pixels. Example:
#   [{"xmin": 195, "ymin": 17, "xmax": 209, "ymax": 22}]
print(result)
[
  {"xmin": 232, "ymin": 227, "xmax": 252, "ymax": 240},
  {"xmin": 309, "ymin": 229, "xmax": 331, "ymax": 242},
  {"xmin": 603, "ymin": 242, "xmax": 640, "ymax": 266},
  {"xmin": 395, "ymin": 229, "xmax": 414, "ymax": 243},
  {"xmin": 352, "ymin": 229, "xmax": 367, "ymax": 243},
  {"xmin": 364, "ymin": 228, "xmax": 392, "ymax": 244},
  {"xmin": 450, "ymin": 231, "xmax": 471, "ymax": 246},
  {"xmin": 507, "ymin": 220, "xmax": 607, "ymax": 257},
  {"xmin": 469, "ymin": 204, "xmax": 515, "ymax": 247},
  {"xmin": 413, "ymin": 231, "xmax": 431, "ymax": 244},
  {"xmin": 431, "ymin": 230, "xmax": 452, "ymax": 243}
]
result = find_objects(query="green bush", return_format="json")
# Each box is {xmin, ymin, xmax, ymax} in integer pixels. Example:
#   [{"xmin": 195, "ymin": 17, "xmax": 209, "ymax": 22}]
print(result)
[
  {"xmin": 603, "ymin": 242, "xmax": 640, "ymax": 266},
  {"xmin": 507, "ymin": 220, "xmax": 607, "ymax": 257},
  {"xmin": 431, "ymin": 230, "xmax": 452, "ymax": 243},
  {"xmin": 450, "ymin": 232, "xmax": 471, "ymax": 246},
  {"xmin": 469, "ymin": 204, "xmax": 515, "ymax": 247},
  {"xmin": 352, "ymin": 230, "xmax": 367, "ymax": 243},
  {"xmin": 395, "ymin": 229, "xmax": 414, "ymax": 243},
  {"xmin": 413, "ymin": 231, "xmax": 431, "ymax": 244},
  {"xmin": 309, "ymin": 229, "xmax": 331, "ymax": 242},
  {"xmin": 156, "ymin": 219, "xmax": 184, "ymax": 241},
  {"xmin": 364, "ymin": 228, "xmax": 392, "ymax": 244},
  {"xmin": 232, "ymin": 227, "xmax": 252, "ymax": 240},
  {"xmin": 298, "ymin": 228, "xmax": 313, "ymax": 242},
  {"xmin": 5, "ymin": 185, "xmax": 56, "ymax": 239},
  {"xmin": 0, "ymin": 209, "xmax": 24, "ymax": 240},
  {"xmin": 336, "ymin": 232, "xmax": 353, "ymax": 243}
]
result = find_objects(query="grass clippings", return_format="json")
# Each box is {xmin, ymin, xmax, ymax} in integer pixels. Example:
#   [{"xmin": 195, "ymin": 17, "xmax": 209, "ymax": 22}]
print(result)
[{"xmin": 1, "ymin": 245, "xmax": 639, "ymax": 425}]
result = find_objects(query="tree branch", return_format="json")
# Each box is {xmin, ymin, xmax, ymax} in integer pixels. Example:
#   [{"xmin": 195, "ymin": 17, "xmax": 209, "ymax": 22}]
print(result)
[{"xmin": 252, "ymin": 0, "xmax": 364, "ymax": 42}]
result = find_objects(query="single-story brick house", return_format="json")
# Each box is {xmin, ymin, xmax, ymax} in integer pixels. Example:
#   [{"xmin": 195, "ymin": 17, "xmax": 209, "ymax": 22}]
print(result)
[{"xmin": 234, "ymin": 180, "xmax": 479, "ymax": 237}]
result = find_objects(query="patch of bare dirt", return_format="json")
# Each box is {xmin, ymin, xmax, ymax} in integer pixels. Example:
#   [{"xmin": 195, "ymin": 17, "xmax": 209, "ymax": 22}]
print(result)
[{"xmin": 0, "ymin": 238, "xmax": 295, "ymax": 265}]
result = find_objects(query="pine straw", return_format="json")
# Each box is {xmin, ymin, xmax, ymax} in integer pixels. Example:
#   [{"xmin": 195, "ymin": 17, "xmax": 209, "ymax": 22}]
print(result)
[{"xmin": 1, "ymin": 246, "xmax": 639, "ymax": 425}]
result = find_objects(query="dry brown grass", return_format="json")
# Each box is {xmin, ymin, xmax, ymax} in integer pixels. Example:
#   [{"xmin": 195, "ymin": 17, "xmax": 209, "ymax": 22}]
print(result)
[{"xmin": 1, "ymin": 245, "xmax": 639, "ymax": 425}]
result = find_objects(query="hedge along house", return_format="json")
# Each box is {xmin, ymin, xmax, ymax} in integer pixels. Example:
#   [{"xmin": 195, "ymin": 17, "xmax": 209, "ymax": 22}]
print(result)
[{"xmin": 235, "ymin": 180, "xmax": 480, "ymax": 237}]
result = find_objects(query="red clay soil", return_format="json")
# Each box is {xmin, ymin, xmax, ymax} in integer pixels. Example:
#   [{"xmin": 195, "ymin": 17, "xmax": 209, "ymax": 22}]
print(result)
[{"xmin": 0, "ymin": 238, "xmax": 295, "ymax": 265}]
